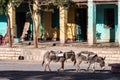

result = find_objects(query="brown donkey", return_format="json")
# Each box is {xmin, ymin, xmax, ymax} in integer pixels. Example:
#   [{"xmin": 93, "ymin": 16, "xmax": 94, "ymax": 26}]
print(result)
[
  {"xmin": 74, "ymin": 51, "xmax": 105, "ymax": 72},
  {"xmin": 42, "ymin": 50, "xmax": 76, "ymax": 71}
]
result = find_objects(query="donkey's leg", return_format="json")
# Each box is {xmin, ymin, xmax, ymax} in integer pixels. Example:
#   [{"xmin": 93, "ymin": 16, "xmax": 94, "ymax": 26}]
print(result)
[
  {"xmin": 44, "ymin": 60, "xmax": 51, "ymax": 71},
  {"xmin": 87, "ymin": 63, "xmax": 92, "ymax": 71},
  {"xmin": 76, "ymin": 60, "xmax": 82, "ymax": 72},
  {"xmin": 44, "ymin": 64, "xmax": 47, "ymax": 71},
  {"xmin": 47, "ymin": 60, "xmax": 51, "ymax": 71},
  {"xmin": 91, "ymin": 63, "xmax": 95, "ymax": 72},
  {"xmin": 61, "ymin": 61, "xmax": 64, "ymax": 71},
  {"xmin": 58, "ymin": 61, "xmax": 64, "ymax": 72}
]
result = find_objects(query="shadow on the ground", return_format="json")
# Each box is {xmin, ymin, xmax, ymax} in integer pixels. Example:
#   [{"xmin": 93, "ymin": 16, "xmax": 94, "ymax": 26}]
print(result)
[{"xmin": 0, "ymin": 70, "xmax": 120, "ymax": 80}]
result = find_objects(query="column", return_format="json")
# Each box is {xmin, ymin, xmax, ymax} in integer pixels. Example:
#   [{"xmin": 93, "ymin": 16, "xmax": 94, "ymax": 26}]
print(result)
[
  {"xmin": 118, "ymin": 0, "xmax": 120, "ymax": 46},
  {"xmin": 59, "ymin": 7, "xmax": 67, "ymax": 43},
  {"xmin": 88, "ymin": 0, "xmax": 96, "ymax": 45}
]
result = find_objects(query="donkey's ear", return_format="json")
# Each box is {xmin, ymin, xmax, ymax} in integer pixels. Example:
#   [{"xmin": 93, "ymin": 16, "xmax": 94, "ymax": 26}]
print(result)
[{"xmin": 103, "ymin": 57, "xmax": 106, "ymax": 60}]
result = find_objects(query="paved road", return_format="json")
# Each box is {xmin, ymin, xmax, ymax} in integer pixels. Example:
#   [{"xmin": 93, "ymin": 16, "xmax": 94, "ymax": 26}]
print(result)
[{"xmin": 0, "ymin": 60, "xmax": 120, "ymax": 80}]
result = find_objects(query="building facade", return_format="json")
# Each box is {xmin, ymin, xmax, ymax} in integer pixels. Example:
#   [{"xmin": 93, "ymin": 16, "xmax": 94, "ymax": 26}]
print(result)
[{"xmin": 0, "ymin": 0, "xmax": 120, "ymax": 45}]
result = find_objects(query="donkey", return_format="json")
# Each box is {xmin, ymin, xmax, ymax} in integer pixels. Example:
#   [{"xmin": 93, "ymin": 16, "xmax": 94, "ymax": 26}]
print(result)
[
  {"xmin": 74, "ymin": 51, "xmax": 105, "ymax": 72},
  {"xmin": 42, "ymin": 50, "xmax": 75, "ymax": 72}
]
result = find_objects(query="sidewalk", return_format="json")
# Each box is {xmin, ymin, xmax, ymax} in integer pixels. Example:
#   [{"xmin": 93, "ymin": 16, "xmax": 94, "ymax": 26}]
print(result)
[{"xmin": 0, "ymin": 41, "xmax": 120, "ymax": 64}]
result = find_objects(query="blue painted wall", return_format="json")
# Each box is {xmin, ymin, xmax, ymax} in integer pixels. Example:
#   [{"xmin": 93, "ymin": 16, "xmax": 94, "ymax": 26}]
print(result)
[
  {"xmin": 0, "ymin": 14, "xmax": 7, "ymax": 36},
  {"xmin": 96, "ymin": 4, "xmax": 118, "ymax": 42}
]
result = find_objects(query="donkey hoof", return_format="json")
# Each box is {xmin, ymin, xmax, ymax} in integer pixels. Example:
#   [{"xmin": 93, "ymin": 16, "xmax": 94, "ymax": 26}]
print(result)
[
  {"xmin": 57, "ymin": 69, "xmax": 60, "ymax": 72},
  {"xmin": 57, "ymin": 69, "xmax": 64, "ymax": 72},
  {"xmin": 86, "ymin": 69, "xmax": 89, "ymax": 71},
  {"xmin": 76, "ymin": 69, "xmax": 80, "ymax": 72}
]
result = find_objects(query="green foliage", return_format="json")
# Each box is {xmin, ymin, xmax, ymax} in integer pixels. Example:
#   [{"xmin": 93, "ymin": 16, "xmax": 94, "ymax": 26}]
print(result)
[
  {"xmin": 55, "ymin": 0, "xmax": 72, "ymax": 6},
  {"xmin": 40, "ymin": 0, "xmax": 73, "ymax": 7},
  {"xmin": 12, "ymin": 0, "xmax": 23, "ymax": 7},
  {"xmin": 0, "ymin": 0, "xmax": 10, "ymax": 14},
  {"xmin": 57, "ymin": 0, "xmax": 73, "ymax": 9},
  {"xmin": 0, "ymin": 0, "xmax": 23, "ymax": 15},
  {"xmin": 38, "ymin": 0, "xmax": 73, "ymax": 11}
]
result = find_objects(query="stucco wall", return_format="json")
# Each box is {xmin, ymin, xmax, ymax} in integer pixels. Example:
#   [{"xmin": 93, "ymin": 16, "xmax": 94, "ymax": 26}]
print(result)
[{"xmin": 96, "ymin": 4, "xmax": 118, "ymax": 42}]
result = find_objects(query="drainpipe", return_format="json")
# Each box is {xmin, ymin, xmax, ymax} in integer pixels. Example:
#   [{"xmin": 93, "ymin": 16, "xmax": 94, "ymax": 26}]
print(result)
[{"xmin": 88, "ymin": 0, "xmax": 96, "ymax": 45}]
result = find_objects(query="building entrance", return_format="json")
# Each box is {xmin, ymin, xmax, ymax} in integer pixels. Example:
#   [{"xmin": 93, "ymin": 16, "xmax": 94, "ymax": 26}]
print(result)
[
  {"xmin": 16, "ymin": 12, "xmax": 26, "ymax": 38},
  {"xmin": 75, "ymin": 8, "xmax": 87, "ymax": 41}
]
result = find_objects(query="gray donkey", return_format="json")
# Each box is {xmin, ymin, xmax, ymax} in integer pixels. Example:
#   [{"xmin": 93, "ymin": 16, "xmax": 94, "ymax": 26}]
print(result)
[
  {"xmin": 74, "ymin": 51, "xmax": 105, "ymax": 72},
  {"xmin": 42, "ymin": 50, "xmax": 76, "ymax": 72}
]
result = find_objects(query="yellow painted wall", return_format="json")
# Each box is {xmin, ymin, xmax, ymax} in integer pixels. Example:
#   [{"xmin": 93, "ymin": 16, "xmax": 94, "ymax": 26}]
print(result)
[
  {"xmin": 66, "ymin": 7, "xmax": 76, "ymax": 40},
  {"xmin": 66, "ymin": 23, "xmax": 76, "ymax": 40},
  {"xmin": 42, "ymin": 6, "xmax": 76, "ymax": 41},
  {"xmin": 43, "ymin": 12, "xmax": 59, "ymax": 40},
  {"xmin": 42, "ymin": 6, "xmax": 87, "ymax": 41}
]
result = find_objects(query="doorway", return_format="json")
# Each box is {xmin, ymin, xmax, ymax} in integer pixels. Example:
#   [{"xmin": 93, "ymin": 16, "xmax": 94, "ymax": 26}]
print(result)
[
  {"xmin": 16, "ymin": 12, "xmax": 26, "ymax": 38},
  {"xmin": 104, "ymin": 8, "xmax": 115, "ymax": 42},
  {"xmin": 75, "ymin": 8, "xmax": 87, "ymax": 41}
]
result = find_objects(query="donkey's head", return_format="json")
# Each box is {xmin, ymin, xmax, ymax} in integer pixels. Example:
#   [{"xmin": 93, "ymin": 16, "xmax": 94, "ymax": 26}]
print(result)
[{"xmin": 97, "ymin": 57, "xmax": 106, "ymax": 69}]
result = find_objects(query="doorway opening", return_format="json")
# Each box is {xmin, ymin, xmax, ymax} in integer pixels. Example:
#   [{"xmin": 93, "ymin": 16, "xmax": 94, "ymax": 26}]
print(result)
[
  {"xmin": 16, "ymin": 12, "xmax": 26, "ymax": 38},
  {"xmin": 75, "ymin": 8, "xmax": 87, "ymax": 41},
  {"xmin": 104, "ymin": 8, "xmax": 115, "ymax": 42}
]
